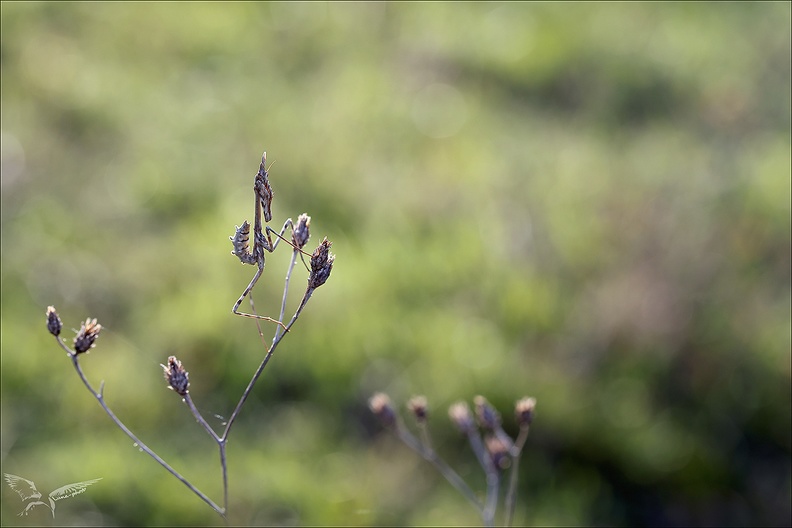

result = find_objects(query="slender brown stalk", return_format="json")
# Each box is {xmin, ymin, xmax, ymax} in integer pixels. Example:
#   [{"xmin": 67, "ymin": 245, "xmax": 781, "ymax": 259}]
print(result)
[
  {"xmin": 373, "ymin": 395, "xmax": 536, "ymax": 527},
  {"xmin": 53, "ymin": 337, "xmax": 225, "ymax": 518},
  {"xmin": 394, "ymin": 421, "xmax": 484, "ymax": 512},
  {"xmin": 504, "ymin": 425, "xmax": 530, "ymax": 527}
]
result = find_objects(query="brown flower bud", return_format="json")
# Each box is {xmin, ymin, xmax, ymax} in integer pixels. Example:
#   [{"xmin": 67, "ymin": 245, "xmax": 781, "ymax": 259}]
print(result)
[
  {"xmin": 292, "ymin": 213, "xmax": 311, "ymax": 249},
  {"xmin": 46, "ymin": 306, "xmax": 62, "ymax": 337},
  {"xmin": 369, "ymin": 392, "xmax": 396, "ymax": 428},
  {"xmin": 308, "ymin": 237, "xmax": 334, "ymax": 289},
  {"xmin": 485, "ymin": 434, "xmax": 511, "ymax": 471},
  {"xmin": 448, "ymin": 401, "xmax": 475, "ymax": 433},
  {"xmin": 474, "ymin": 395, "xmax": 501, "ymax": 431},
  {"xmin": 515, "ymin": 397, "xmax": 536, "ymax": 427},
  {"xmin": 74, "ymin": 318, "xmax": 102, "ymax": 354},
  {"xmin": 407, "ymin": 395, "xmax": 428, "ymax": 423},
  {"xmin": 161, "ymin": 356, "xmax": 190, "ymax": 396}
]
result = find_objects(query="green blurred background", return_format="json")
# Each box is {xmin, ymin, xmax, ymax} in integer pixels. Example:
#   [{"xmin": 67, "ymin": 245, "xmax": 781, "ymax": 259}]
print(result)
[{"xmin": 1, "ymin": 3, "xmax": 790, "ymax": 526}]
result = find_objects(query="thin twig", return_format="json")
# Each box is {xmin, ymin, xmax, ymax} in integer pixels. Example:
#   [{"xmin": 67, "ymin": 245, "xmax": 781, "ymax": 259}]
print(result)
[
  {"xmin": 504, "ymin": 425, "xmax": 530, "ymax": 527},
  {"xmin": 465, "ymin": 429, "xmax": 499, "ymax": 527},
  {"xmin": 417, "ymin": 421, "xmax": 433, "ymax": 453},
  {"xmin": 275, "ymin": 249, "xmax": 299, "ymax": 341},
  {"xmin": 483, "ymin": 471, "xmax": 500, "ymax": 528},
  {"xmin": 466, "ymin": 429, "xmax": 490, "ymax": 476},
  {"xmin": 222, "ymin": 285, "xmax": 313, "ymax": 441},
  {"xmin": 219, "ymin": 443, "xmax": 229, "ymax": 518},
  {"xmin": 184, "ymin": 394, "xmax": 221, "ymax": 442},
  {"xmin": 55, "ymin": 338, "xmax": 225, "ymax": 518},
  {"xmin": 393, "ymin": 421, "xmax": 484, "ymax": 513}
]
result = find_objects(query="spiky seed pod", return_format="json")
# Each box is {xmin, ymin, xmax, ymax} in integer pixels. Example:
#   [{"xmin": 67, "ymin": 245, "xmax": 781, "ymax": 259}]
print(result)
[
  {"xmin": 73, "ymin": 318, "xmax": 102, "ymax": 354},
  {"xmin": 230, "ymin": 221, "xmax": 257, "ymax": 265},
  {"xmin": 46, "ymin": 306, "xmax": 62, "ymax": 337},
  {"xmin": 407, "ymin": 395, "xmax": 429, "ymax": 423},
  {"xmin": 448, "ymin": 401, "xmax": 475, "ymax": 433},
  {"xmin": 308, "ymin": 237, "xmax": 334, "ymax": 289},
  {"xmin": 474, "ymin": 395, "xmax": 500, "ymax": 431},
  {"xmin": 515, "ymin": 397, "xmax": 536, "ymax": 427},
  {"xmin": 292, "ymin": 213, "xmax": 311, "ymax": 249},
  {"xmin": 161, "ymin": 356, "xmax": 189, "ymax": 396},
  {"xmin": 369, "ymin": 392, "xmax": 397, "ymax": 428}
]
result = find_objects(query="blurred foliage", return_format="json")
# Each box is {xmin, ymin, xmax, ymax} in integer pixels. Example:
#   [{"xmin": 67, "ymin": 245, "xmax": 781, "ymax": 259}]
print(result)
[{"xmin": 1, "ymin": 2, "xmax": 790, "ymax": 527}]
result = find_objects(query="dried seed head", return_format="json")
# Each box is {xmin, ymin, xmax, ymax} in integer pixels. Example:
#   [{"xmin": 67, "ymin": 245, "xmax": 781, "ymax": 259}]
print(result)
[
  {"xmin": 73, "ymin": 318, "xmax": 102, "ymax": 354},
  {"xmin": 292, "ymin": 213, "xmax": 311, "ymax": 249},
  {"xmin": 255, "ymin": 152, "xmax": 274, "ymax": 223},
  {"xmin": 485, "ymin": 434, "xmax": 511, "ymax": 471},
  {"xmin": 230, "ymin": 221, "xmax": 257, "ymax": 265},
  {"xmin": 474, "ymin": 395, "xmax": 500, "ymax": 431},
  {"xmin": 161, "ymin": 356, "xmax": 190, "ymax": 396},
  {"xmin": 448, "ymin": 401, "xmax": 475, "ymax": 433},
  {"xmin": 308, "ymin": 237, "xmax": 334, "ymax": 289},
  {"xmin": 369, "ymin": 392, "xmax": 396, "ymax": 428},
  {"xmin": 407, "ymin": 395, "xmax": 428, "ymax": 423},
  {"xmin": 46, "ymin": 306, "xmax": 62, "ymax": 337},
  {"xmin": 515, "ymin": 397, "xmax": 536, "ymax": 427}
]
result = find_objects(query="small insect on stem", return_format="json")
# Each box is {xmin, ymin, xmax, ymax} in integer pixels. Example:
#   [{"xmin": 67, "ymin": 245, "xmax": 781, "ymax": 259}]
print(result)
[{"xmin": 229, "ymin": 152, "xmax": 310, "ymax": 331}]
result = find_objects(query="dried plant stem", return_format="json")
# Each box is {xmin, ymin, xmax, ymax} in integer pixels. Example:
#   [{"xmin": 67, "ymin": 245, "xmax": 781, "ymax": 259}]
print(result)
[
  {"xmin": 504, "ymin": 424, "xmax": 530, "ymax": 527},
  {"xmin": 50, "ymin": 242, "xmax": 320, "ymax": 522},
  {"xmin": 417, "ymin": 421, "xmax": 433, "ymax": 453},
  {"xmin": 466, "ymin": 429, "xmax": 491, "ymax": 481},
  {"xmin": 219, "ymin": 443, "xmax": 229, "ymax": 516},
  {"xmin": 222, "ymin": 285, "xmax": 312, "ymax": 441},
  {"xmin": 372, "ymin": 394, "xmax": 535, "ymax": 527},
  {"xmin": 483, "ymin": 473, "xmax": 499, "ymax": 528},
  {"xmin": 274, "ymin": 249, "xmax": 299, "ymax": 341},
  {"xmin": 393, "ymin": 421, "xmax": 484, "ymax": 513},
  {"xmin": 214, "ymin": 255, "xmax": 313, "ymax": 513},
  {"xmin": 464, "ymin": 429, "xmax": 500, "ymax": 527},
  {"xmin": 54, "ymin": 338, "xmax": 225, "ymax": 518},
  {"xmin": 494, "ymin": 426, "xmax": 516, "ymax": 454},
  {"xmin": 184, "ymin": 394, "xmax": 221, "ymax": 441},
  {"xmin": 54, "ymin": 282, "xmax": 318, "ymax": 524}
]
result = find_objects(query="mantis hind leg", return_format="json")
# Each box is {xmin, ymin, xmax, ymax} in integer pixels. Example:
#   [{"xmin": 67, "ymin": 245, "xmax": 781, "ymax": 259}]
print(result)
[{"xmin": 232, "ymin": 264, "xmax": 289, "ymax": 333}]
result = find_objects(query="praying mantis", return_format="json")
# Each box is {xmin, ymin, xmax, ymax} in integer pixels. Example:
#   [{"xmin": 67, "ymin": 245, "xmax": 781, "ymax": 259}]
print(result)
[{"xmin": 229, "ymin": 152, "xmax": 310, "ymax": 331}]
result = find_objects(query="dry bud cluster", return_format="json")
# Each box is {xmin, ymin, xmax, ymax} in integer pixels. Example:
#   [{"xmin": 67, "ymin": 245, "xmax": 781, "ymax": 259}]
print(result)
[
  {"xmin": 407, "ymin": 395, "xmax": 428, "ymax": 423},
  {"xmin": 308, "ymin": 237, "xmax": 335, "ymax": 290},
  {"xmin": 73, "ymin": 318, "xmax": 102, "ymax": 354},
  {"xmin": 449, "ymin": 401, "xmax": 475, "ymax": 433},
  {"xmin": 47, "ymin": 307, "xmax": 102, "ymax": 357},
  {"xmin": 368, "ymin": 392, "xmax": 397, "ymax": 428},
  {"xmin": 515, "ymin": 397, "xmax": 536, "ymax": 427},
  {"xmin": 370, "ymin": 392, "xmax": 537, "ymax": 526},
  {"xmin": 474, "ymin": 395, "xmax": 501, "ymax": 432},
  {"xmin": 162, "ymin": 356, "xmax": 190, "ymax": 396},
  {"xmin": 46, "ymin": 305, "xmax": 62, "ymax": 337},
  {"xmin": 292, "ymin": 213, "xmax": 311, "ymax": 249}
]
